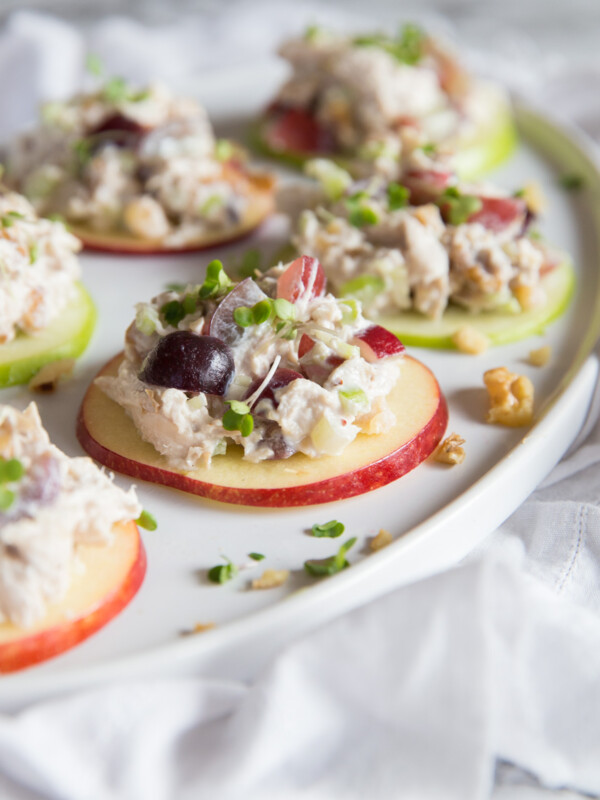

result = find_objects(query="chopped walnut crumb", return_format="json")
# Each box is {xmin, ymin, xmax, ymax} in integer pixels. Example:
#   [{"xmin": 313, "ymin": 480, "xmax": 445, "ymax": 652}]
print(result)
[
  {"xmin": 28, "ymin": 359, "xmax": 75, "ymax": 392},
  {"xmin": 182, "ymin": 622, "xmax": 215, "ymax": 636},
  {"xmin": 370, "ymin": 529, "xmax": 393, "ymax": 552},
  {"xmin": 520, "ymin": 181, "xmax": 547, "ymax": 215},
  {"xmin": 452, "ymin": 326, "xmax": 490, "ymax": 355},
  {"xmin": 484, "ymin": 367, "xmax": 534, "ymax": 427},
  {"xmin": 434, "ymin": 433, "xmax": 466, "ymax": 465},
  {"xmin": 513, "ymin": 285, "xmax": 536, "ymax": 311},
  {"xmin": 251, "ymin": 569, "xmax": 290, "ymax": 590},
  {"xmin": 528, "ymin": 345, "xmax": 552, "ymax": 367}
]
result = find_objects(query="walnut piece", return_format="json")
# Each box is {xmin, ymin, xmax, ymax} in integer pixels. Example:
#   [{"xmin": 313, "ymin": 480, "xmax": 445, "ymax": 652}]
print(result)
[
  {"xmin": 251, "ymin": 569, "xmax": 290, "ymax": 590},
  {"xmin": 434, "ymin": 433, "xmax": 466, "ymax": 465},
  {"xmin": 452, "ymin": 325, "xmax": 490, "ymax": 355},
  {"xmin": 484, "ymin": 367, "xmax": 534, "ymax": 427},
  {"xmin": 370, "ymin": 529, "xmax": 393, "ymax": 552},
  {"xmin": 528, "ymin": 345, "xmax": 552, "ymax": 367},
  {"xmin": 28, "ymin": 359, "xmax": 75, "ymax": 393}
]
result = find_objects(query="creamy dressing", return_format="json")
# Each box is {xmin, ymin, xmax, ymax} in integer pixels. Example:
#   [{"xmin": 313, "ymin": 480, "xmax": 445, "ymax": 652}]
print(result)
[
  {"xmin": 0, "ymin": 404, "xmax": 141, "ymax": 628},
  {"xmin": 98, "ymin": 262, "xmax": 402, "ymax": 468},
  {"xmin": 0, "ymin": 191, "xmax": 81, "ymax": 344},
  {"xmin": 8, "ymin": 82, "xmax": 258, "ymax": 245}
]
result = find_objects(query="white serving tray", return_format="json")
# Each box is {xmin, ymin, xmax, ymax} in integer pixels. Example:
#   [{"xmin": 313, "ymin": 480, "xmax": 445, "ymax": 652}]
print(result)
[{"xmin": 1, "ymin": 67, "xmax": 599, "ymax": 709}]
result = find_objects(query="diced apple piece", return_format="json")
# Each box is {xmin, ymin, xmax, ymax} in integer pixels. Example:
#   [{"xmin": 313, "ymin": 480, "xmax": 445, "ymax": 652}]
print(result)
[
  {"xmin": 77, "ymin": 353, "xmax": 447, "ymax": 507},
  {"xmin": 298, "ymin": 333, "xmax": 315, "ymax": 358},
  {"xmin": 277, "ymin": 256, "xmax": 326, "ymax": 304},
  {"xmin": 0, "ymin": 520, "xmax": 146, "ymax": 674},
  {"xmin": 351, "ymin": 325, "xmax": 405, "ymax": 363}
]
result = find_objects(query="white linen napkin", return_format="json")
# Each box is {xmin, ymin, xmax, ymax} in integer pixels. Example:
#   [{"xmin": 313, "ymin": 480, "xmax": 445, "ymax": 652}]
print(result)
[{"xmin": 1, "ymin": 5, "xmax": 600, "ymax": 799}]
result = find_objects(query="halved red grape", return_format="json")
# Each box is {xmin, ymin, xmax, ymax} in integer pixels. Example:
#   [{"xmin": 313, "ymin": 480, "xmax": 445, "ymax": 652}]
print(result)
[
  {"xmin": 402, "ymin": 169, "xmax": 453, "ymax": 205},
  {"xmin": 207, "ymin": 278, "xmax": 269, "ymax": 345},
  {"xmin": 277, "ymin": 256, "xmax": 326, "ymax": 304},
  {"xmin": 140, "ymin": 331, "xmax": 234, "ymax": 395}
]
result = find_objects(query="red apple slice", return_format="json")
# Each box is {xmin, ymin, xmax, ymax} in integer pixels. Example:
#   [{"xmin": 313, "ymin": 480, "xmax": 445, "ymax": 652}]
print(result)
[
  {"xmin": 0, "ymin": 520, "xmax": 146, "ymax": 674},
  {"xmin": 69, "ymin": 173, "xmax": 274, "ymax": 255},
  {"xmin": 77, "ymin": 353, "xmax": 448, "ymax": 507},
  {"xmin": 402, "ymin": 169, "xmax": 454, "ymax": 205},
  {"xmin": 351, "ymin": 325, "xmax": 406, "ymax": 362}
]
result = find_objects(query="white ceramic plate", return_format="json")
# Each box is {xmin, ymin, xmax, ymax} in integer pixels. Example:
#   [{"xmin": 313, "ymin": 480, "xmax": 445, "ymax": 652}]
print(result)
[{"xmin": 1, "ymin": 65, "xmax": 599, "ymax": 708}]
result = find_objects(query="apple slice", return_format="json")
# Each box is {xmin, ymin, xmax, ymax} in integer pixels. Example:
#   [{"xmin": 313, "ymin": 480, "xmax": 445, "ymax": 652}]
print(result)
[
  {"xmin": 77, "ymin": 353, "xmax": 447, "ymax": 508},
  {"xmin": 374, "ymin": 260, "xmax": 574, "ymax": 349},
  {"xmin": 0, "ymin": 282, "xmax": 96, "ymax": 388},
  {"xmin": 251, "ymin": 83, "xmax": 517, "ymax": 180},
  {"xmin": 69, "ymin": 175, "xmax": 274, "ymax": 255},
  {"xmin": 0, "ymin": 520, "xmax": 146, "ymax": 674}
]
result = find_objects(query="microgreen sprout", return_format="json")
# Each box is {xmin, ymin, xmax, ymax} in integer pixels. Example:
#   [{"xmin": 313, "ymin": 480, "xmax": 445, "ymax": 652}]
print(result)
[
  {"xmin": 346, "ymin": 192, "xmax": 380, "ymax": 227},
  {"xmin": 160, "ymin": 293, "xmax": 198, "ymax": 327},
  {"xmin": 387, "ymin": 182, "xmax": 410, "ymax": 211},
  {"xmin": 1, "ymin": 211, "xmax": 25, "ymax": 228},
  {"xmin": 136, "ymin": 510, "xmax": 157, "ymax": 531},
  {"xmin": 249, "ymin": 552, "xmax": 266, "ymax": 561},
  {"xmin": 29, "ymin": 242, "xmax": 39, "ymax": 264},
  {"xmin": 208, "ymin": 558, "xmax": 238, "ymax": 584},
  {"xmin": 222, "ymin": 400, "xmax": 254, "ymax": 437},
  {"xmin": 233, "ymin": 297, "xmax": 296, "ymax": 333},
  {"xmin": 199, "ymin": 260, "xmax": 233, "ymax": 299},
  {"xmin": 86, "ymin": 53, "xmax": 104, "ymax": 78},
  {"xmin": 0, "ymin": 457, "xmax": 25, "ymax": 512},
  {"xmin": 215, "ymin": 139, "xmax": 234, "ymax": 162},
  {"xmin": 557, "ymin": 173, "xmax": 584, "ymax": 191},
  {"xmin": 311, "ymin": 520, "xmax": 345, "ymax": 538},
  {"xmin": 304, "ymin": 537, "xmax": 357, "ymax": 576},
  {"xmin": 354, "ymin": 23, "xmax": 425, "ymax": 66},
  {"xmin": 438, "ymin": 187, "xmax": 482, "ymax": 226}
]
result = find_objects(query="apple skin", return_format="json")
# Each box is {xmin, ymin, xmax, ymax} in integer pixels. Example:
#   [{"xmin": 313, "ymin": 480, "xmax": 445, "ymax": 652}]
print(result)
[
  {"xmin": 69, "ymin": 173, "xmax": 274, "ymax": 255},
  {"xmin": 351, "ymin": 325, "xmax": 405, "ymax": 362},
  {"xmin": 0, "ymin": 521, "xmax": 146, "ymax": 674},
  {"xmin": 77, "ymin": 353, "xmax": 448, "ymax": 508}
]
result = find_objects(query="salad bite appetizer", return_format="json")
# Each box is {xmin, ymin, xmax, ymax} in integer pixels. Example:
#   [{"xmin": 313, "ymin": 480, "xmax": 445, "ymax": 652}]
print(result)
[
  {"xmin": 7, "ymin": 73, "xmax": 274, "ymax": 254},
  {"xmin": 78, "ymin": 257, "xmax": 448, "ymax": 506},
  {"xmin": 0, "ymin": 403, "xmax": 146, "ymax": 673},
  {"xmin": 253, "ymin": 24, "xmax": 515, "ymax": 180},
  {"xmin": 0, "ymin": 189, "xmax": 95, "ymax": 387},
  {"xmin": 287, "ymin": 159, "xmax": 573, "ymax": 349}
]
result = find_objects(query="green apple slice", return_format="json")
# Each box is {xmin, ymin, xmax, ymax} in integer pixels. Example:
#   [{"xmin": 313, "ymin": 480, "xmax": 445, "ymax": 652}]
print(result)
[
  {"xmin": 0, "ymin": 282, "xmax": 96, "ymax": 387},
  {"xmin": 251, "ymin": 83, "xmax": 517, "ymax": 180},
  {"xmin": 372, "ymin": 261, "xmax": 575, "ymax": 349}
]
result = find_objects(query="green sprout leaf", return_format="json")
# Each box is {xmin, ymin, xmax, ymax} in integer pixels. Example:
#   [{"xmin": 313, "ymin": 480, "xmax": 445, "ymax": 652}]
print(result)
[
  {"xmin": 0, "ymin": 458, "xmax": 24, "ymax": 484},
  {"xmin": 439, "ymin": 187, "xmax": 482, "ymax": 226},
  {"xmin": 346, "ymin": 192, "xmax": 380, "ymax": 227},
  {"xmin": 199, "ymin": 260, "xmax": 233, "ymax": 299},
  {"xmin": 387, "ymin": 182, "xmax": 410, "ymax": 211},
  {"xmin": 136, "ymin": 509, "xmax": 157, "ymax": 531},
  {"xmin": 311, "ymin": 520, "xmax": 345, "ymax": 538},
  {"xmin": 233, "ymin": 306, "xmax": 255, "ymax": 328},
  {"xmin": 208, "ymin": 559, "xmax": 238, "ymax": 584},
  {"xmin": 29, "ymin": 242, "xmax": 39, "ymax": 264},
  {"xmin": 160, "ymin": 300, "xmax": 186, "ymax": 327},
  {"xmin": 0, "ymin": 487, "xmax": 15, "ymax": 511},
  {"xmin": 86, "ymin": 53, "xmax": 104, "ymax": 77},
  {"xmin": 249, "ymin": 552, "xmax": 265, "ymax": 561},
  {"xmin": 558, "ymin": 173, "xmax": 584, "ymax": 191},
  {"xmin": 223, "ymin": 402, "xmax": 254, "ymax": 437},
  {"xmin": 304, "ymin": 537, "xmax": 358, "ymax": 576},
  {"xmin": 103, "ymin": 76, "xmax": 129, "ymax": 104}
]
